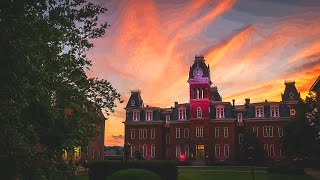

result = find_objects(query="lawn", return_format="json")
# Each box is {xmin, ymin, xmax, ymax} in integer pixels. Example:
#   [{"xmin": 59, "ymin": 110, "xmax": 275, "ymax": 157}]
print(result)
[{"xmin": 76, "ymin": 166, "xmax": 318, "ymax": 180}]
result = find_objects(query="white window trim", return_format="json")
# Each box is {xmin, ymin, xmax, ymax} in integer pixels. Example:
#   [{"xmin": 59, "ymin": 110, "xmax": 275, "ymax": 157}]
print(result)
[
  {"xmin": 237, "ymin": 113, "xmax": 243, "ymax": 122},
  {"xmin": 178, "ymin": 107, "xmax": 187, "ymax": 120},
  {"xmin": 138, "ymin": 129, "xmax": 143, "ymax": 139},
  {"xmin": 176, "ymin": 145, "xmax": 181, "ymax": 158},
  {"xmin": 264, "ymin": 144, "xmax": 269, "ymax": 157},
  {"xmin": 224, "ymin": 144, "xmax": 230, "ymax": 158},
  {"xmin": 131, "ymin": 129, "xmax": 135, "ymax": 139},
  {"xmin": 184, "ymin": 128, "xmax": 189, "ymax": 138},
  {"xmin": 143, "ymin": 129, "xmax": 147, "ymax": 139},
  {"xmin": 143, "ymin": 144, "xmax": 147, "ymax": 158},
  {"xmin": 263, "ymin": 126, "xmax": 268, "ymax": 137},
  {"xmin": 176, "ymin": 128, "xmax": 180, "ymax": 138},
  {"xmin": 270, "ymin": 144, "xmax": 275, "ymax": 158},
  {"xmin": 130, "ymin": 145, "xmax": 135, "ymax": 158},
  {"xmin": 133, "ymin": 111, "xmax": 140, "ymax": 121},
  {"xmin": 151, "ymin": 129, "xmax": 155, "ymax": 139},
  {"xmin": 224, "ymin": 127, "xmax": 228, "ymax": 138},
  {"xmin": 215, "ymin": 144, "xmax": 220, "ymax": 158},
  {"xmin": 197, "ymin": 107, "xmax": 202, "ymax": 118},
  {"xmin": 166, "ymin": 115, "xmax": 170, "ymax": 124},
  {"xmin": 270, "ymin": 106, "xmax": 279, "ymax": 117},
  {"xmin": 278, "ymin": 126, "xmax": 283, "ymax": 137},
  {"xmin": 269, "ymin": 126, "xmax": 273, "ymax": 137},
  {"xmin": 215, "ymin": 127, "xmax": 219, "ymax": 138},
  {"xmin": 255, "ymin": 106, "xmax": 264, "ymax": 118},
  {"xmin": 216, "ymin": 105, "xmax": 225, "ymax": 119},
  {"xmin": 185, "ymin": 145, "xmax": 189, "ymax": 158},
  {"xmin": 146, "ymin": 110, "xmax": 153, "ymax": 121},
  {"xmin": 151, "ymin": 144, "xmax": 155, "ymax": 158}
]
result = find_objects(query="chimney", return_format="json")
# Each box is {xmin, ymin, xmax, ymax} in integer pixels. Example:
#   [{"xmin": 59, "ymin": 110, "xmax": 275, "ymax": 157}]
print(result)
[
  {"xmin": 245, "ymin": 98, "xmax": 250, "ymax": 105},
  {"xmin": 265, "ymin": 100, "xmax": 268, "ymax": 103},
  {"xmin": 174, "ymin": 102, "xmax": 178, "ymax": 106},
  {"xmin": 232, "ymin": 99, "xmax": 235, "ymax": 107}
]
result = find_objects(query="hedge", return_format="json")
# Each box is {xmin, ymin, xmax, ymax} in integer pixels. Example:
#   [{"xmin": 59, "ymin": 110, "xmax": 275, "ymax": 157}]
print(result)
[
  {"xmin": 267, "ymin": 161, "xmax": 305, "ymax": 175},
  {"xmin": 88, "ymin": 160, "xmax": 177, "ymax": 180}
]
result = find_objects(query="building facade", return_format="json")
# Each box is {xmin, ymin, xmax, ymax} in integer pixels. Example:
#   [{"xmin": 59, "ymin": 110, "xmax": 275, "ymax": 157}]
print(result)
[{"xmin": 124, "ymin": 55, "xmax": 301, "ymax": 162}]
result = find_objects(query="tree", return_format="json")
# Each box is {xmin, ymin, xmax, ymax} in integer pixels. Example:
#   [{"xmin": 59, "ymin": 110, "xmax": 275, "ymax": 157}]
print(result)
[
  {"xmin": 282, "ymin": 92, "xmax": 320, "ymax": 159},
  {"xmin": 0, "ymin": 0, "xmax": 121, "ymax": 179},
  {"xmin": 239, "ymin": 132, "xmax": 265, "ymax": 164}
]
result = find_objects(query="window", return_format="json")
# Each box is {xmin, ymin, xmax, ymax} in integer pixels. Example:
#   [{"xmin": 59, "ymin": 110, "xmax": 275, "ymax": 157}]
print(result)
[
  {"xmin": 196, "ymin": 126, "xmax": 203, "ymax": 137},
  {"xmin": 192, "ymin": 89, "xmax": 196, "ymax": 99},
  {"xmin": 278, "ymin": 126, "xmax": 283, "ymax": 137},
  {"xmin": 143, "ymin": 129, "xmax": 147, "ymax": 139},
  {"xmin": 178, "ymin": 108, "xmax": 186, "ymax": 120},
  {"xmin": 239, "ymin": 134, "xmax": 243, "ymax": 144},
  {"xmin": 197, "ymin": 89, "xmax": 200, "ymax": 99},
  {"xmin": 224, "ymin": 144, "xmax": 229, "ymax": 158},
  {"xmin": 263, "ymin": 126, "xmax": 268, "ymax": 137},
  {"xmin": 130, "ymin": 129, "xmax": 135, "ymax": 139},
  {"xmin": 151, "ymin": 144, "xmax": 155, "ymax": 158},
  {"xmin": 224, "ymin": 127, "xmax": 228, "ymax": 138},
  {"xmin": 270, "ymin": 144, "xmax": 275, "ymax": 158},
  {"xmin": 201, "ymin": 88, "xmax": 204, "ymax": 99},
  {"xmin": 143, "ymin": 144, "xmax": 147, "ymax": 158},
  {"xmin": 253, "ymin": 126, "xmax": 258, "ymax": 137},
  {"xmin": 255, "ymin": 106, "xmax": 264, "ymax": 118},
  {"xmin": 130, "ymin": 145, "xmax": 135, "ymax": 158},
  {"xmin": 216, "ymin": 106, "xmax": 225, "ymax": 119},
  {"xmin": 237, "ymin": 113, "xmax": 243, "ymax": 122},
  {"xmin": 270, "ymin": 106, "xmax": 279, "ymax": 117},
  {"xmin": 290, "ymin": 109, "xmax": 296, "ymax": 116},
  {"xmin": 92, "ymin": 146, "xmax": 95, "ymax": 159},
  {"xmin": 269, "ymin": 126, "xmax": 273, "ymax": 137},
  {"xmin": 215, "ymin": 127, "xmax": 219, "ymax": 138},
  {"xmin": 176, "ymin": 145, "xmax": 181, "ymax": 158},
  {"xmin": 151, "ymin": 129, "xmax": 155, "ymax": 139},
  {"xmin": 133, "ymin": 111, "xmax": 140, "ymax": 121},
  {"xmin": 185, "ymin": 145, "xmax": 189, "ymax": 158},
  {"xmin": 139, "ymin": 129, "xmax": 143, "ymax": 139},
  {"xmin": 98, "ymin": 149, "xmax": 100, "ymax": 158},
  {"xmin": 146, "ymin": 111, "xmax": 153, "ymax": 121},
  {"xmin": 264, "ymin": 144, "xmax": 269, "ymax": 157},
  {"xmin": 215, "ymin": 145, "xmax": 220, "ymax": 158},
  {"xmin": 184, "ymin": 128, "xmax": 189, "ymax": 138},
  {"xmin": 166, "ymin": 115, "xmax": 170, "ymax": 124},
  {"xmin": 197, "ymin": 107, "xmax": 202, "ymax": 118},
  {"xmin": 176, "ymin": 128, "xmax": 180, "ymax": 138}
]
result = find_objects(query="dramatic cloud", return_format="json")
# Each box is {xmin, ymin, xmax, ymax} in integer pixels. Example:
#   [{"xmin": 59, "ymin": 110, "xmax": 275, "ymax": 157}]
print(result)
[{"xmin": 87, "ymin": 0, "xmax": 320, "ymax": 146}]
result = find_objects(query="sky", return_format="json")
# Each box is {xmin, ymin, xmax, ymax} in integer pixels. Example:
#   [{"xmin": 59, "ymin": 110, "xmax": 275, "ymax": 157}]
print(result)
[{"xmin": 85, "ymin": 0, "xmax": 320, "ymax": 146}]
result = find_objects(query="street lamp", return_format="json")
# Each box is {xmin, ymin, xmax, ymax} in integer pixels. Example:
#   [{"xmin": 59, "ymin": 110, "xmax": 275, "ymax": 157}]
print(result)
[
  {"xmin": 248, "ymin": 146, "xmax": 255, "ymax": 180},
  {"xmin": 124, "ymin": 142, "xmax": 131, "ymax": 167}
]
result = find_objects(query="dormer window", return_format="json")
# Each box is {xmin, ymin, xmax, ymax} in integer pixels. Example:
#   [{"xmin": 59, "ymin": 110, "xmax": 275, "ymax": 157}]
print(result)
[
  {"xmin": 133, "ymin": 111, "xmax": 140, "ymax": 121},
  {"xmin": 216, "ymin": 105, "xmax": 225, "ymax": 119},
  {"xmin": 197, "ymin": 107, "xmax": 202, "ymax": 118},
  {"xmin": 237, "ymin": 113, "xmax": 243, "ymax": 122},
  {"xmin": 131, "ymin": 100, "xmax": 135, "ymax": 106},
  {"xmin": 146, "ymin": 111, "xmax": 153, "ymax": 121},
  {"xmin": 255, "ymin": 106, "xmax": 264, "ymax": 118},
  {"xmin": 178, "ymin": 107, "xmax": 187, "ymax": 120},
  {"xmin": 270, "ymin": 106, "xmax": 279, "ymax": 117},
  {"xmin": 166, "ymin": 115, "xmax": 170, "ymax": 124}
]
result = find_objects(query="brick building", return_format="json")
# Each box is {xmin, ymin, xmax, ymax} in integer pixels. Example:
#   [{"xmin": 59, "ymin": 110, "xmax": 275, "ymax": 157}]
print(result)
[{"xmin": 124, "ymin": 55, "xmax": 300, "ymax": 162}]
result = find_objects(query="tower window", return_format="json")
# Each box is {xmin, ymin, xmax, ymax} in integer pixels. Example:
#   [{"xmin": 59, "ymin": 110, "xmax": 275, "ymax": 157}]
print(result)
[
  {"xmin": 197, "ymin": 107, "xmax": 202, "ymax": 118},
  {"xmin": 193, "ymin": 89, "xmax": 197, "ymax": 99},
  {"xmin": 197, "ymin": 89, "xmax": 200, "ymax": 99},
  {"xmin": 201, "ymin": 88, "xmax": 204, "ymax": 99}
]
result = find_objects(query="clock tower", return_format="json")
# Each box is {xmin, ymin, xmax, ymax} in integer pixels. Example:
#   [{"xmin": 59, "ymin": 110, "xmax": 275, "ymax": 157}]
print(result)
[{"xmin": 188, "ymin": 55, "xmax": 212, "ymax": 119}]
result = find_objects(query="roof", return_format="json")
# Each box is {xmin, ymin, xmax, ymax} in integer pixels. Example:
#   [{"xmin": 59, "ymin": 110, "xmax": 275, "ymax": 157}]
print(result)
[
  {"xmin": 189, "ymin": 55, "xmax": 210, "ymax": 79},
  {"xmin": 310, "ymin": 76, "xmax": 320, "ymax": 92}
]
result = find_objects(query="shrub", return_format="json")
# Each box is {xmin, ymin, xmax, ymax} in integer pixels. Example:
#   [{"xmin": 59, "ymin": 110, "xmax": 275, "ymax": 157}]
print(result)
[
  {"xmin": 88, "ymin": 160, "xmax": 177, "ymax": 180},
  {"xmin": 108, "ymin": 169, "xmax": 162, "ymax": 180},
  {"xmin": 267, "ymin": 161, "xmax": 305, "ymax": 175}
]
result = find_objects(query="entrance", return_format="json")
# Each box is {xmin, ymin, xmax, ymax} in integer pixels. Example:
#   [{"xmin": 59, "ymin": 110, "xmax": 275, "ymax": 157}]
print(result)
[{"xmin": 196, "ymin": 144, "xmax": 205, "ymax": 160}]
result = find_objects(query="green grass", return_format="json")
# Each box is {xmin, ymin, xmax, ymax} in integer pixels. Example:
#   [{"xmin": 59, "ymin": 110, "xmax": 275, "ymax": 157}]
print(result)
[{"xmin": 76, "ymin": 167, "xmax": 318, "ymax": 180}]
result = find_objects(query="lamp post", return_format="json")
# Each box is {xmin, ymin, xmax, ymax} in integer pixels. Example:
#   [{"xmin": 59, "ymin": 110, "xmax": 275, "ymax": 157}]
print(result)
[
  {"xmin": 124, "ymin": 142, "xmax": 131, "ymax": 167},
  {"xmin": 248, "ymin": 146, "xmax": 255, "ymax": 180}
]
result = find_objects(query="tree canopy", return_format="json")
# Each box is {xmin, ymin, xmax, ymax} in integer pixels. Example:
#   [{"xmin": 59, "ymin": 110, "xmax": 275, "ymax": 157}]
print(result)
[{"xmin": 0, "ymin": 0, "xmax": 121, "ymax": 179}]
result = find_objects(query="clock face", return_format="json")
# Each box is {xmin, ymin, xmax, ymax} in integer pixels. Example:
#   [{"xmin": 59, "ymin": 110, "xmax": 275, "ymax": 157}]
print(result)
[{"xmin": 193, "ymin": 68, "xmax": 203, "ymax": 77}]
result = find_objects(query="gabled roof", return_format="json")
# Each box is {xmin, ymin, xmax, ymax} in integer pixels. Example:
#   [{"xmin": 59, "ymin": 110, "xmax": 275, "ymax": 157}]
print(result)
[{"xmin": 310, "ymin": 76, "xmax": 320, "ymax": 92}]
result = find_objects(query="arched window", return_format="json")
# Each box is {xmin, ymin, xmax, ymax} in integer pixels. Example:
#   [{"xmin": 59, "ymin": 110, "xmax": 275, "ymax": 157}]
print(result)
[
  {"xmin": 185, "ymin": 145, "xmax": 189, "ymax": 158},
  {"xmin": 151, "ymin": 144, "xmax": 155, "ymax": 158},
  {"xmin": 237, "ymin": 113, "xmax": 242, "ymax": 122},
  {"xmin": 215, "ymin": 145, "xmax": 220, "ymax": 158},
  {"xmin": 166, "ymin": 115, "xmax": 170, "ymax": 124},
  {"xmin": 201, "ymin": 88, "xmax": 204, "ymax": 99},
  {"xmin": 253, "ymin": 126, "xmax": 258, "ymax": 137},
  {"xmin": 197, "ymin": 107, "xmax": 202, "ymax": 118},
  {"xmin": 130, "ymin": 145, "xmax": 135, "ymax": 158},
  {"xmin": 264, "ymin": 144, "xmax": 269, "ymax": 158},
  {"xmin": 193, "ymin": 89, "xmax": 196, "ymax": 99},
  {"xmin": 196, "ymin": 89, "xmax": 200, "ymax": 99},
  {"xmin": 200, "ymin": 126, "xmax": 203, "ymax": 137},
  {"xmin": 176, "ymin": 145, "xmax": 181, "ymax": 158},
  {"xmin": 224, "ymin": 144, "xmax": 229, "ymax": 158},
  {"xmin": 143, "ymin": 144, "xmax": 147, "ymax": 158}
]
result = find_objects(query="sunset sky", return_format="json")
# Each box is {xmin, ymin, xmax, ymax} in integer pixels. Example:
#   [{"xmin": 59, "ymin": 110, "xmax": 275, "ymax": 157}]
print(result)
[{"xmin": 86, "ymin": 0, "xmax": 320, "ymax": 146}]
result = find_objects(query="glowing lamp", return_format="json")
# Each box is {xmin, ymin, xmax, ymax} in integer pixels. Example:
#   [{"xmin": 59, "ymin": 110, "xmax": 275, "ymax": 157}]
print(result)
[{"xmin": 180, "ymin": 154, "xmax": 186, "ymax": 161}]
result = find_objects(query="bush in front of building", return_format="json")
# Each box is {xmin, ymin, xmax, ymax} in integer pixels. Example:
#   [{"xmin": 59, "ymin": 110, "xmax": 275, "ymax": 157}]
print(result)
[
  {"xmin": 108, "ymin": 168, "xmax": 162, "ymax": 180},
  {"xmin": 88, "ymin": 160, "xmax": 177, "ymax": 180},
  {"xmin": 267, "ymin": 161, "xmax": 305, "ymax": 175}
]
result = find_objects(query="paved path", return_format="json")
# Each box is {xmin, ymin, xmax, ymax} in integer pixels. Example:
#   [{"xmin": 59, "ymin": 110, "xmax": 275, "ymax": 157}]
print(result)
[{"xmin": 305, "ymin": 169, "xmax": 320, "ymax": 179}]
